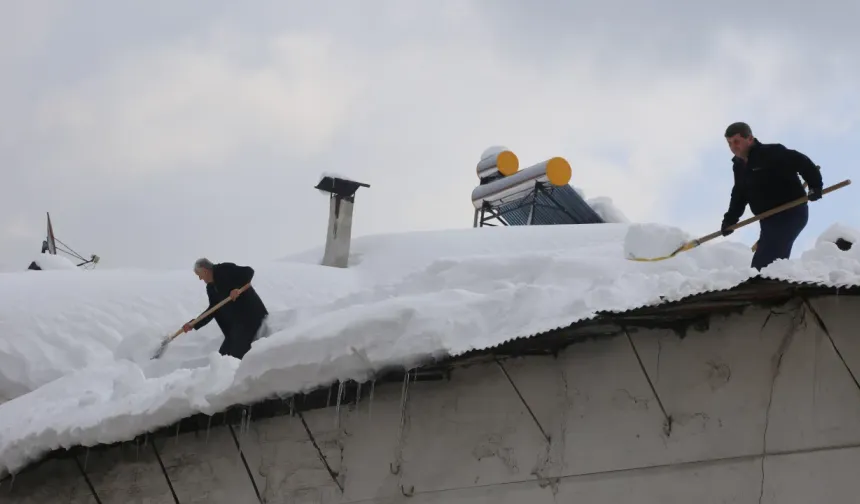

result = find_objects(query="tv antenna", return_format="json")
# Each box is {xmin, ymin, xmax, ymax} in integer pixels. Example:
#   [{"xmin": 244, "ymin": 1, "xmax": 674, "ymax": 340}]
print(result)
[{"xmin": 38, "ymin": 212, "xmax": 100, "ymax": 269}]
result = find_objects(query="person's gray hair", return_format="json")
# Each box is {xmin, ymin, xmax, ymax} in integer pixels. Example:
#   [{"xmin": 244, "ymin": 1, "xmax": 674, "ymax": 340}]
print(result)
[{"xmin": 193, "ymin": 258, "xmax": 214, "ymax": 272}]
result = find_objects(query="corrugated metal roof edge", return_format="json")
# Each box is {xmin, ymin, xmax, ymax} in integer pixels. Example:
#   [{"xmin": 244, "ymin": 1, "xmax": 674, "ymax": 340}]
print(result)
[{"xmin": 449, "ymin": 275, "xmax": 860, "ymax": 358}]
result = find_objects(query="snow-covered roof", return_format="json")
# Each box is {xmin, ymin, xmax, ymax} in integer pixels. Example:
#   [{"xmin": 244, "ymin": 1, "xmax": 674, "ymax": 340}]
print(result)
[{"xmin": 1, "ymin": 221, "xmax": 859, "ymax": 476}]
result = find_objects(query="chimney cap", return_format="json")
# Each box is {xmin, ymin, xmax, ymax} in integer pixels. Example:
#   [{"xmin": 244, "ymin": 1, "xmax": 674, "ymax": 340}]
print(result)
[{"xmin": 315, "ymin": 175, "xmax": 370, "ymax": 198}]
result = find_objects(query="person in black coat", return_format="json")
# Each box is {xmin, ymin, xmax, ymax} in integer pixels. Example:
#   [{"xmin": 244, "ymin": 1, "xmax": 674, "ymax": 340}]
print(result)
[
  {"xmin": 720, "ymin": 122, "xmax": 824, "ymax": 270},
  {"xmin": 182, "ymin": 258, "xmax": 269, "ymax": 359}
]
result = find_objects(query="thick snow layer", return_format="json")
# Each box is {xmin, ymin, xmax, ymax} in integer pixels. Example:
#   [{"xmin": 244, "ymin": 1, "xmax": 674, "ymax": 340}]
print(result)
[
  {"xmin": 30, "ymin": 253, "xmax": 78, "ymax": 270},
  {"xmin": 623, "ymin": 223, "xmax": 692, "ymax": 260},
  {"xmin": 572, "ymin": 185, "xmax": 630, "ymax": 223},
  {"xmin": 1, "ymin": 222, "xmax": 860, "ymax": 476},
  {"xmin": 0, "ymin": 263, "xmax": 361, "ymax": 401}
]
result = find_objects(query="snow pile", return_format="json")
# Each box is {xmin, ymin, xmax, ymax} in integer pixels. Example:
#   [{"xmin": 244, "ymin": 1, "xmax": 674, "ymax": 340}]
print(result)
[
  {"xmin": 588, "ymin": 197, "xmax": 630, "ymax": 223},
  {"xmin": 29, "ymin": 253, "xmax": 78, "ymax": 271},
  {"xmin": 623, "ymin": 223, "xmax": 692, "ymax": 260},
  {"xmin": 815, "ymin": 222, "xmax": 858, "ymax": 250},
  {"xmin": 761, "ymin": 223, "xmax": 860, "ymax": 287},
  {"xmin": 571, "ymin": 185, "xmax": 630, "ymax": 223},
  {"xmin": 0, "ymin": 222, "xmax": 859, "ymax": 476}
]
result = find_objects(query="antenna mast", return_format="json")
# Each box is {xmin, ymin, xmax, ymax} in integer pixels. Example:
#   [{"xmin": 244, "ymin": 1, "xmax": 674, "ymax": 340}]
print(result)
[{"xmin": 41, "ymin": 212, "xmax": 101, "ymax": 269}]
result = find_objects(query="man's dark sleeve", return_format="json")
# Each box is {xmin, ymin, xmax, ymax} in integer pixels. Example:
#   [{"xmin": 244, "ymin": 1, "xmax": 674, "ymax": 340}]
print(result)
[
  {"xmin": 722, "ymin": 169, "xmax": 747, "ymax": 227},
  {"xmin": 780, "ymin": 147, "xmax": 823, "ymax": 192},
  {"xmin": 193, "ymin": 298, "xmax": 216, "ymax": 330}
]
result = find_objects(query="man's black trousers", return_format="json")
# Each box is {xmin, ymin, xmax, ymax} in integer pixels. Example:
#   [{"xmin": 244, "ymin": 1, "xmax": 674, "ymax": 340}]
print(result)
[
  {"xmin": 219, "ymin": 318, "xmax": 264, "ymax": 360},
  {"xmin": 752, "ymin": 203, "xmax": 809, "ymax": 270}
]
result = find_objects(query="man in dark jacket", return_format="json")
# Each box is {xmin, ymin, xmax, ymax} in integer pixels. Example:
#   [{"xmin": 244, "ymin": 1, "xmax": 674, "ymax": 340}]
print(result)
[
  {"xmin": 720, "ymin": 122, "xmax": 824, "ymax": 270},
  {"xmin": 182, "ymin": 258, "xmax": 269, "ymax": 359}
]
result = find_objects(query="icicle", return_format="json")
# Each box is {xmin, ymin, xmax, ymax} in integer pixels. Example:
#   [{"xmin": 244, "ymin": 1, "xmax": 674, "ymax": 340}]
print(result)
[
  {"xmin": 397, "ymin": 370, "xmax": 411, "ymax": 437},
  {"xmin": 390, "ymin": 370, "xmax": 413, "ymax": 477},
  {"xmin": 356, "ymin": 382, "xmax": 363, "ymax": 407},
  {"xmin": 175, "ymin": 422, "xmax": 181, "ymax": 446},
  {"xmin": 240, "ymin": 409, "xmax": 248, "ymax": 440},
  {"xmin": 327, "ymin": 384, "xmax": 333, "ymax": 407},
  {"xmin": 246, "ymin": 406, "xmax": 253, "ymax": 437},
  {"xmin": 9, "ymin": 473, "xmax": 15, "ymax": 491},
  {"xmin": 143, "ymin": 435, "xmax": 148, "ymax": 448},
  {"xmin": 135, "ymin": 438, "xmax": 140, "ymax": 461},
  {"xmin": 206, "ymin": 416, "xmax": 213, "ymax": 444},
  {"xmin": 335, "ymin": 381, "xmax": 345, "ymax": 429},
  {"xmin": 368, "ymin": 379, "xmax": 376, "ymax": 420}
]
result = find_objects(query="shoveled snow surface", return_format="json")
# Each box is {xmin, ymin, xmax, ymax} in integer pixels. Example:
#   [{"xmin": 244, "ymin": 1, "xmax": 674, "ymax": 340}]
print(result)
[
  {"xmin": 1, "ymin": 223, "xmax": 860, "ymax": 476},
  {"xmin": 623, "ymin": 223, "xmax": 691, "ymax": 260},
  {"xmin": 0, "ymin": 262, "xmax": 360, "ymax": 400},
  {"xmin": 30, "ymin": 253, "xmax": 79, "ymax": 270}
]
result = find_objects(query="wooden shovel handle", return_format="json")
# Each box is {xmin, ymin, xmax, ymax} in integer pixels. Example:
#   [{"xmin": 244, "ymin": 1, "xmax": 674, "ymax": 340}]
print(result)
[
  {"xmin": 167, "ymin": 283, "xmax": 251, "ymax": 341},
  {"xmin": 697, "ymin": 179, "xmax": 851, "ymax": 248}
]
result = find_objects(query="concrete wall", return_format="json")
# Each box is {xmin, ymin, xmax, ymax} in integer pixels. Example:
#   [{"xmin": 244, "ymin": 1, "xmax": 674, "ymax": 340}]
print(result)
[{"xmin": 3, "ymin": 295, "xmax": 860, "ymax": 503}]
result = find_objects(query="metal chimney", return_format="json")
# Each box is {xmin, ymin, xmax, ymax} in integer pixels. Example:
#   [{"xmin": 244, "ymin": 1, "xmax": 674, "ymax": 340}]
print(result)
[{"xmin": 315, "ymin": 175, "xmax": 370, "ymax": 268}]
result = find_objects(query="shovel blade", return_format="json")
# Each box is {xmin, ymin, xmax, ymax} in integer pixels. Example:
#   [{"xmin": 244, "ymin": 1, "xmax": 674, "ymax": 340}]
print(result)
[
  {"xmin": 151, "ymin": 336, "xmax": 171, "ymax": 359},
  {"xmin": 627, "ymin": 240, "xmax": 697, "ymax": 262}
]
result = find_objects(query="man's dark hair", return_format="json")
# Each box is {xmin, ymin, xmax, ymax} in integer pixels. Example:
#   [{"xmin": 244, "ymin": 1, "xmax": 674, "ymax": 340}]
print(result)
[{"xmin": 725, "ymin": 122, "xmax": 753, "ymax": 138}]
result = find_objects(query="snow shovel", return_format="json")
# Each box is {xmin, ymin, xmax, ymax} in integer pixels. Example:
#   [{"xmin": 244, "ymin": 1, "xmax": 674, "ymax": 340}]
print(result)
[
  {"xmin": 628, "ymin": 179, "xmax": 852, "ymax": 262},
  {"xmin": 151, "ymin": 283, "xmax": 251, "ymax": 359}
]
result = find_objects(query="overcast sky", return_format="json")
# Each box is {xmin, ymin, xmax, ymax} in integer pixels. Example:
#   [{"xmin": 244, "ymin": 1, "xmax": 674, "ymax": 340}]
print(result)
[{"xmin": 1, "ymin": 1, "xmax": 858, "ymax": 270}]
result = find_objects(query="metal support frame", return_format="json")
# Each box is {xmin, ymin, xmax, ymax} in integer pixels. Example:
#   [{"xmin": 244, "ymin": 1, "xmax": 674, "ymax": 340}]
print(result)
[
  {"xmin": 474, "ymin": 181, "xmax": 579, "ymax": 228},
  {"xmin": 474, "ymin": 204, "xmax": 510, "ymax": 228}
]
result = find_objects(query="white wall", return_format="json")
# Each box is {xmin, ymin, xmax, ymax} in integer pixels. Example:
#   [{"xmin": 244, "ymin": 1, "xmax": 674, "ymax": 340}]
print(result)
[{"xmin": 3, "ymin": 295, "xmax": 860, "ymax": 503}]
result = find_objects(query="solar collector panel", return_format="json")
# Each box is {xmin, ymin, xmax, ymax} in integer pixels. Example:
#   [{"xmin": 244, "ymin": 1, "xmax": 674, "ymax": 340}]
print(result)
[{"xmin": 493, "ymin": 184, "xmax": 604, "ymax": 225}]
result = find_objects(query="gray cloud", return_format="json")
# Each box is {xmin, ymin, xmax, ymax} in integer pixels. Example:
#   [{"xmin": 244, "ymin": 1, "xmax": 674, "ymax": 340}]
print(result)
[{"xmin": 1, "ymin": 0, "xmax": 858, "ymax": 270}]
